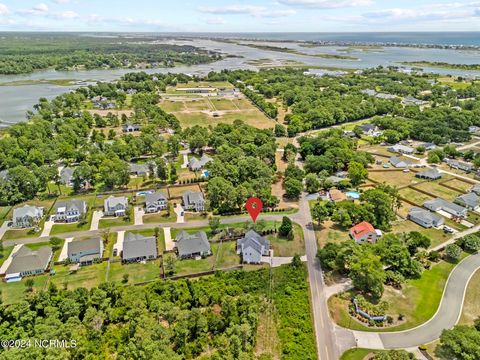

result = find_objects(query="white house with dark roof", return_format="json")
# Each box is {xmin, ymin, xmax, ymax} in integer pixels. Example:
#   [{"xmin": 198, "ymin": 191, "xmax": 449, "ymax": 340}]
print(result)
[
  {"xmin": 424, "ymin": 198, "xmax": 468, "ymax": 218},
  {"xmin": 454, "ymin": 193, "xmax": 480, "ymax": 211},
  {"xmin": 237, "ymin": 230, "xmax": 270, "ymax": 264},
  {"xmin": 68, "ymin": 238, "xmax": 103, "ymax": 265},
  {"xmin": 188, "ymin": 154, "xmax": 212, "ymax": 172},
  {"xmin": 175, "ymin": 231, "xmax": 211, "ymax": 259},
  {"xmin": 12, "ymin": 205, "xmax": 44, "ymax": 228},
  {"xmin": 104, "ymin": 196, "xmax": 129, "ymax": 217},
  {"xmin": 408, "ymin": 207, "xmax": 444, "ymax": 228},
  {"xmin": 122, "ymin": 124, "xmax": 140, "ymax": 133},
  {"xmin": 54, "ymin": 200, "xmax": 87, "ymax": 223},
  {"xmin": 6, "ymin": 245, "xmax": 52, "ymax": 277},
  {"xmin": 182, "ymin": 191, "xmax": 205, "ymax": 212},
  {"xmin": 122, "ymin": 233, "xmax": 157, "ymax": 262},
  {"xmin": 145, "ymin": 192, "xmax": 168, "ymax": 213}
]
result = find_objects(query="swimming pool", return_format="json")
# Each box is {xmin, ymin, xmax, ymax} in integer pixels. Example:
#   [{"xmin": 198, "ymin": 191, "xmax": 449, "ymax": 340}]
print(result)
[
  {"xmin": 137, "ymin": 190, "xmax": 154, "ymax": 196},
  {"xmin": 202, "ymin": 170, "xmax": 210, "ymax": 177},
  {"xmin": 346, "ymin": 191, "xmax": 361, "ymax": 199}
]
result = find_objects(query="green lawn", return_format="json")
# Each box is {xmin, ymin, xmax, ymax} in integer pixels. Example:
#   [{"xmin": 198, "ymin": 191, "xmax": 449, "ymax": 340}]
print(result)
[
  {"xmin": 0, "ymin": 245, "xmax": 14, "ymax": 267},
  {"xmin": 185, "ymin": 212, "xmax": 209, "ymax": 222},
  {"xmin": 391, "ymin": 220, "xmax": 451, "ymax": 249},
  {"xmin": 50, "ymin": 209, "xmax": 93, "ymax": 235},
  {"xmin": 143, "ymin": 210, "xmax": 176, "ymax": 224},
  {"xmin": 50, "ymin": 262, "xmax": 108, "ymax": 290},
  {"xmin": 108, "ymin": 259, "xmax": 161, "ymax": 284},
  {"xmin": 267, "ymin": 223, "xmax": 305, "ymax": 257},
  {"xmin": 340, "ymin": 349, "xmax": 413, "ymax": 360},
  {"xmin": 165, "ymin": 252, "xmax": 215, "ymax": 276},
  {"xmin": 98, "ymin": 208, "xmax": 134, "ymax": 229},
  {"xmin": 329, "ymin": 252, "xmax": 469, "ymax": 332},
  {"xmin": 0, "ymin": 206, "xmax": 11, "ymax": 220},
  {"xmin": 0, "ymin": 275, "xmax": 49, "ymax": 305},
  {"xmin": 2, "ymin": 227, "xmax": 43, "ymax": 240},
  {"xmin": 213, "ymin": 241, "xmax": 240, "ymax": 269}
]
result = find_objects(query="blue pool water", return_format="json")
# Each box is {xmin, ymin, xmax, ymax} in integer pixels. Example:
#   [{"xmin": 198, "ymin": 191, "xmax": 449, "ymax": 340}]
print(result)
[
  {"xmin": 137, "ymin": 190, "xmax": 154, "ymax": 196},
  {"xmin": 346, "ymin": 191, "xmax": 361, "ymax": 199},
  {"xmin": 202, "ymin": 170, "xmax": 210, "ymax": 177}
]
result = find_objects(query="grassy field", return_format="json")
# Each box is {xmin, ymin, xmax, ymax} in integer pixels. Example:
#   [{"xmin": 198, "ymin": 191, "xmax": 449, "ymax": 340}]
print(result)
[
  {"xmin": 459, "ymin": 268, "xmax": 480, "ymax": 326},
  {"xmin": 0, "ymin": 274, "xmax": 49, "ymax": 305},
  {"xmin": 369, "ymin": 170, "xmax": 419, "ymax": 188},
  {"xmin": 160, "ymin": 100, "xmax": 186, "ymax": 112},
  {"xmin": 443, "ymin": 178, "xmax": 474, "ymax": 192},
  {"xmin": 340, "ymin": 348, "xmax": 413, "ymax": 360},
  {"xmin": 50, "ymin": 262, "xmax": 108, "ymax": 290},
  {"xmin": 168, "ymin": 184, "xmax": 202, "ymax": 199},
  {"xmin": 414, "ymin": 181, "xmax": 462, "ymax": 201},
  {"xmin": 0, "ymin": 206, "xmax": 11, "ymax": 220},
  {"xmin": 108, "ymin": 259, "xmax": 161, "ymax": 284},
  {"xmin": 399, "ymin": 187, "xmax": 435, "ymax": 206},
  {"xmin": 174, "ymin": 110, "xmax": 275, "ymax": 129},
  {"xmin": 267, "ymin": 223, "xmax": 305, "ymax": 256},
  {"xmin": 329, "ymin": 253, "xmax": 468, "ymax": 332}
]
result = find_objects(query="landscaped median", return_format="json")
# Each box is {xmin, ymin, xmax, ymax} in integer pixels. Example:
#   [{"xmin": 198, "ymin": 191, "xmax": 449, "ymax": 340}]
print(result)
[{"xmin": 328, "ymin": 252, "xmax": 470, "ymax": 332}]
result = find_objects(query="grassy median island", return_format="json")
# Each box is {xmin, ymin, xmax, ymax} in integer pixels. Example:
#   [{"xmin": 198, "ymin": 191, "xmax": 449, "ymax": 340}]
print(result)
[{"xmin": 329, "ymin": 253, "xmax": 469, "ymax": 332}]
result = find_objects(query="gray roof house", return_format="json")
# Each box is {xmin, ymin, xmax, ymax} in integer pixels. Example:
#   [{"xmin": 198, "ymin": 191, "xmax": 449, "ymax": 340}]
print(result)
[
  {"xmin": 416, "ymin": 168, "xmax": 442, "ymax": 180},
  {"xmin": 122, "ymin": 233, "xmax": 158, "ymax": 262},
  {"xmin": 388, "ymin": 144, "xmax": 414, "ymax": 155},
  {"xmin": 182, "ymin": 191, "xmax": 205, "ymax": 212},
  {"xmin": 237, "ymin": 230, "xmax": 270, "ymax": 264},
  {"xmin": 389, "ymin": 156, "xmax": 412, "ymax": 168},
  {"xmin": 129, "ymin": 163, "xmax": 152, "ymax": 177},
  {"xmin": 188, "ymin": 154, "xmax": 213, "ymax": 172},
  {"xmin": 68, "ymin": 238, "xmax": 103, "ymax": 265},
  {"xmin": 408, "ymin": 207, "xmax": 444, "ymax": 228},
  {"xmin": 402, "ymin": 96, "xmax": 429, "ymax": 106},
  {"xmin": 471, "ymin": 184, "xmax": 480, "ymax": 196},
  {"xmin": 60, "ymin": 167, "xmax": 74, "ymax": 186},
  {"xmin": 175, "ymin": 231, "xmax": 212, "ymax": 259},
  {"xmin": 104, "ymin": 196, "xmax": 129, "ymax": 217},
  {"xmin": 145, "ymin": 192, "xmax": 168, "ymax": 213},
  {"xmin": 358, "ymin": 124, "xmax": 378, "ymax": 136},
  {"xmin": 454, "ymin": 193, "xmax": 480, "ymax": 211},
  {"xmin": 55, "ymin": 200, "xmax": 87, "ymax": 223},
  {"xmin": 422, "ymin": 143, "xmax": 437, "ymax": 151},
  {"xmin": 12, "ymin": 205, "xmax": 44, "ymax": 228},
  {"xmin": 444, "ymin": 159, "xmax": 473, "ymax": 172},
  {"xmin": 424, "ymin": 198, "xmax": 468, "ymax": 218},
  {"xmin": 6, "ymin": 245, "xmax": 52, "ymax": 277}
]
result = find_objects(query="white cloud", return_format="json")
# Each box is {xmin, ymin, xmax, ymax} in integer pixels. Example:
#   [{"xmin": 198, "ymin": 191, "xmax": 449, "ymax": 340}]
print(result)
[
  {"xmin": 198, "ymin": 4, "xmax": 296, "ymax": 18},
  {"xmin": 18, "ymin": 3, "xmax": 49, "ymax": 15},
  {"xmin": 53, "ymin": 0, "xmax": 72, "ymax": 3},
  {"xmin": 51, "ymin": 10, "xmax": 79, "ymax": 19},
  {"xmin": 278, "ymin": 0, "xmax": 373, "ymax": 8},
  {"xmin": 206, "ymin": 17, "xmax": 226, "ymax": 25},
  {"xmin": 0, "ymin": 3, "xmax": 8, "ymax": 15}
]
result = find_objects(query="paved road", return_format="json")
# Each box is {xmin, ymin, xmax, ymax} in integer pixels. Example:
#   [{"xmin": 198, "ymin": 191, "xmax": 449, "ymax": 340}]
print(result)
[
  {"xmin": 377, "ymin": 253, "xmax": 480, "ymax": 348},
  {"xmin": 431, "ymin": 223, "xmax": 480, "ymax": 252},
  {"xmin": 2, "ymin": 214, "xmax": 288, "ymax": 247},
  {"xmin": 296, "ymin": 193, "xmax": 339, "ymax": 360}
]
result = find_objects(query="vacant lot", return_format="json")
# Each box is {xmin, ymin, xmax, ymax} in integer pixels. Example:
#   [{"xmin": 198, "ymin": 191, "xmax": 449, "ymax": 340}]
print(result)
[
  {"xmin": 169, "ymin": 184, "xmax": 202, "ymax": 199},
  {"xmin": 369, "ymin": 170, "xmax": 419, "ymax": 188},
  {"xmin": 391, "ymin": 220, "xmax": 452, "ymax": 248},
  {"xmin": 414, "ymin": 181, "xmax": 462, "ymax": 201},
  {"xmin": 267, "ymin": 223, "xmax": 305, "ymax": 257},
  {"xmin": 441, "ymin": 178, "xmax": 473, "ymax": 192},
  {"xmin": 108, "ymin": 260, "xmax": 161, "ymax": 284},
  {"xmin": 399, "ymin": 187, "xmax": 435, "ymax": 206},
  {"xmin": 173, "ymin": 110, "xmax": 275, "ymax": 129},
  {"xmin": 50, "ymin": 262, "xmax": 108, "ymax": 290},
  {"xmin": 0, "ymin": 275, "xmax": 49, "ymax": 305}
]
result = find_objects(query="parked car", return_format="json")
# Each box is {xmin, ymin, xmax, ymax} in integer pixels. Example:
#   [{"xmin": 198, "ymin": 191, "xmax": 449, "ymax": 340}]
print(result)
[{"xmin": 443, "ymin": 226, "xmax": 454, "ymax": 234}]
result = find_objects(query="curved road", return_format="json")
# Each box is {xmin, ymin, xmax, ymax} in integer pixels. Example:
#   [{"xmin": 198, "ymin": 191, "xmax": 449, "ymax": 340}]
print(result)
[
  {"xmin": 339, "ymin": 252, "xmax": 480, "ymax": 350},
  {"xmin": 380, "ymin": 253, "xmax": 480, "ymax": 348}
]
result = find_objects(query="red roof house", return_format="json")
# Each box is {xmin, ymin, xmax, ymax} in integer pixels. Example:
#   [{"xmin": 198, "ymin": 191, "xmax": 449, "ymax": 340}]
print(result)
[{"xmin": 349, "ymin": 221, "xmax": 381, "ymax": 244}]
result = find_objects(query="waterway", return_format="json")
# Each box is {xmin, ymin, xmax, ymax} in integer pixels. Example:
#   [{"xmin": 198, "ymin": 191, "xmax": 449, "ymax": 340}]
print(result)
[{"xmin": 1, "ymin": 37, "xmax": 479, "ymax": 126}]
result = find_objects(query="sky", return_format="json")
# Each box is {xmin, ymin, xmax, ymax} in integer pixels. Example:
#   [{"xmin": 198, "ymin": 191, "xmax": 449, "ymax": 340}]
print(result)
[{"xmin": 0, "ymin": 0, "xmax": 479, "ymax": 32}]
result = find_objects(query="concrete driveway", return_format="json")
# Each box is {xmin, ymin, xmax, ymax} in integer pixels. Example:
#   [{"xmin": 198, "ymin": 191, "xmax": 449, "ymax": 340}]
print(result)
[
  {"xmin": 40, "ymin": 216, "xmax": 55, "ymax": 238},
  {"xmin": 163, "ymin": 227, "xmax": 175, "ymax": 251},
  {"xmin": 113, "ymin": 231, "xmax": 125, "ymax": 257},
  {"xmin": 174, "ymin": 205, "xmax": 185, "ymax": 223},
  {"xmin": 90, "ymin": 210, "xmax": 103, "ymax": 231},
  {"xmin": 261, "ymin": 255, "xmax": 307, "ymax": 267},
  {"xmin": 0, "ymin": 221, "xmax": 10, "ymax": 241},
  {"xmin": 134, "ymin": 207, "xmax": 144, "ymax": 225},
  {"xmin": 58, "ymin": 237, "xmax": 73, "ymax": 262},
  {"xmin": 0, "ymin": 244, "xmax": 23, "ymax": 275}
]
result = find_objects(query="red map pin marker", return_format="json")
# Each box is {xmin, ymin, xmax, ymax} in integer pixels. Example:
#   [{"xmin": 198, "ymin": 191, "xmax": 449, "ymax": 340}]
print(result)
[{"xmin": 246, "ymin": 197, "xmax": 263, "ymax": 223}]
